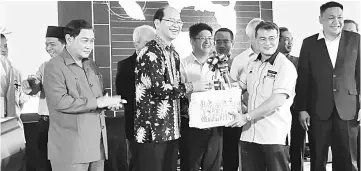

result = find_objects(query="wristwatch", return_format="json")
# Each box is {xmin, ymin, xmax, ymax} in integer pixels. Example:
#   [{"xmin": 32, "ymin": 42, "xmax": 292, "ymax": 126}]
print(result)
[{"xmin": 245, "ymin": 113, "xmax": 252, "ymax": 122}]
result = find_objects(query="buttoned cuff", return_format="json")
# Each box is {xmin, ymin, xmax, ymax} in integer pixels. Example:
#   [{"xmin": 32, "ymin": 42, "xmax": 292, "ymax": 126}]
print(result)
[{"xmin": 89, "ymin": 97, "xmax": 99, "ymax": 111}]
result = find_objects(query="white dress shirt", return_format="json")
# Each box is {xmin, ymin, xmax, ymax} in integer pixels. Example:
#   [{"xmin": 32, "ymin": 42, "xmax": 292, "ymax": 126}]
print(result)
[
  {"xmin": 230, "ymin": 47, "xmax": 258, "ymax": 82},
  {"xmin": 317, "ymin": 30, "xmax": 341, "ymax": 68}
]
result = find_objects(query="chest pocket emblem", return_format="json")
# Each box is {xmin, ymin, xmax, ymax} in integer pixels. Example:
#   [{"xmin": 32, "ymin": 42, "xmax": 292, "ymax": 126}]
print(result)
[
  {"xmin": 261, "ymin": 70, "xmax": 277, "ymax": 98},
  {"xmin": 266, "ymin": 70, "xmax": 277, "ymax": 78}
]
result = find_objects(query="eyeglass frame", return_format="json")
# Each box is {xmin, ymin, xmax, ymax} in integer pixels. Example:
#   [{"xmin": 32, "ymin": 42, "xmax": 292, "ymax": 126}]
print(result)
[
  {"xmin": 194, "ymin": 37, "xmax": 214, "ymax": 42},
  {"xmin": 162, "ymin": 18, "xmax": 183, "ymax": 25},
  {"xmin": 257, "ymin": 36, "xmax": 279, "ymax": 44}
]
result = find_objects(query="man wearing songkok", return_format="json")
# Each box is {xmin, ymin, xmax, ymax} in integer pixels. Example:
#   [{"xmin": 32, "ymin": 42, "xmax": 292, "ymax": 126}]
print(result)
[{"xmin": 22, "ymin": 26, "xmax": 65, "ymax": 171}]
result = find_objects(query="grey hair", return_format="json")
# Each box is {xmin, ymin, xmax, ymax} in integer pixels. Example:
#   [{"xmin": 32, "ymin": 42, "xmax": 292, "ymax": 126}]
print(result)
[
  {"xmin": 133, "ymin": 25, "xmax": 156, "ymax": 43},
  {"xmin": 245, "ymin": 18, "xmax": 263, "ymax": 38}
]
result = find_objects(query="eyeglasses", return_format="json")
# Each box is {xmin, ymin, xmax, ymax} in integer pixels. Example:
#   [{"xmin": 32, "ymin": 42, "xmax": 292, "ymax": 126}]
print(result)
[
  {"xmin": 215, "ymin": 40, "xmax": 232, "ymax": 45},
  {"xmin": 162, "ymin": 18, "xmax": 183, "ymax": 25},
  {"xmin": 258, "ymin": 37, "xmax": 278, "ymax": 44},
  {"xmin": 194, "ymin": 37, "xmax": 214, "ymax": 42}
]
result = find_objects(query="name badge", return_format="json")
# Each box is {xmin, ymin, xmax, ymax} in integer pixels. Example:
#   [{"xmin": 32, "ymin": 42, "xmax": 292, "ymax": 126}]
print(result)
[{"xmin": 267, "ymin": 70, "xmax": 277, "ymax": 78}]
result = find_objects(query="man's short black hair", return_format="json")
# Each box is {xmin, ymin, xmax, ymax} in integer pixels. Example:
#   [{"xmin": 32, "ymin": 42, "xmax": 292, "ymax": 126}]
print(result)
[
  {"xmin": 279, "ymin": 27, "xmax": 289, "ymax": 40},
  {"xmin": 0, "ymin": 34, "xmax": 6, "ymax": 39},
  {"xmin": 320, "ymin": 1, "xmax": 343, "ymax": 15},
  {"xmin": 189, "ymin": 23, "xmax": 213, "ymax": 39},
  {"xmin": 344, "ymin": 19, "xmax": 359, "ymax": 32},
  {"xmin": 255, "ymin": 21, "xmax": 279, "ymax": 38},
  {"xmin": 64, "ymin": 19, "xmax": 92, "ymax": 38},
  {"xmin": 153, "ymin": 8, "xmax": 165, "ymax": 22},
  {"xmin": 214, "ymin": 28, "xmax": 234, "ymax": 40}
]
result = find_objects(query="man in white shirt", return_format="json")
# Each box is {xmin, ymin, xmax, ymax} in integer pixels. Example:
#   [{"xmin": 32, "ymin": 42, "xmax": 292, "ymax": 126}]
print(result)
[
  {"xmin": 21, "ymin": 26, "xmax": 65, "ymax": 171},
  {"xmin": 179, "ymin": 22, "xmax": 222, "ymax": 171},
  {"xmin": 230, "ymin": 18, "xmax": 262, "ymax": 83},
  {"xmin": 227, "ymin": 21, "xmax": 297, "ymax": 171},
  {"xmin": 0, "ymin": 54, "xmax": 11, "ymax": 117}
]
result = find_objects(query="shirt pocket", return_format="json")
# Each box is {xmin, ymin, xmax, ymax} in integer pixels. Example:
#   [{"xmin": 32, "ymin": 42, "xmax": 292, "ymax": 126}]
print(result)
[{"xmin": 261, "ymin": 76, "xmax": 275, "ymax": 98}]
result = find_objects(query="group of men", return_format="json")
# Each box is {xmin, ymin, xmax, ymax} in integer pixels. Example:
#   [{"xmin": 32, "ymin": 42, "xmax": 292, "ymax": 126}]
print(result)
[
  {"xmin": 1, "ymin": 1, "xmax": 359, "ymax": 171},
  {"xmin": 116, "ymin": 1, "xmax": 360, "ymax": 171}
]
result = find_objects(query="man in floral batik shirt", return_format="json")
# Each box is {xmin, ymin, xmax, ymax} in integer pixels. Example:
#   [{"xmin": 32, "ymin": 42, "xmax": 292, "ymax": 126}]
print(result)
[{"xmin": 134, "ymin": 6, "xmax": 212, "ymax": 171}]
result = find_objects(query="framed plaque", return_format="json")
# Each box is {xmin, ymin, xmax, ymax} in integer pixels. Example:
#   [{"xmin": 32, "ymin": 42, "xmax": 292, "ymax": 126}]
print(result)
[{"xmin": 188, "ymin": 89, "xmax": 242, "ymax": 129}]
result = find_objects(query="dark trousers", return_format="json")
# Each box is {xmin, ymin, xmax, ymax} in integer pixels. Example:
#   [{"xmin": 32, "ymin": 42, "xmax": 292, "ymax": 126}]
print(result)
[
  {"xmin": 126, "ymin": 139, "xmax": 137, "ymax": 171},
  {"xmin": 134, "ymin": 139, "xmax": 178, "ymax": 171},
  {"xmin": 240, "ymin": 141, "xmax": 290, "ymax": 171},
  {"xmin": 179, "ymin": 126, "xmax": 223, "ymax": 171},
  {"xmin": 37, "ymin": 116, "xmax": 52, "ymax": 171},
  {"xmin": 310, "ymin": 107, "xmax": 359, "ymax": 171},
  {"xmin": 23, "ymin": 115, "xmax": 51, "ymax": 171},
  {"xmin": 222, "ymin": 127, "xmax": 242, "ymax": 171},
  {"xmin": 290, "ymin": 109, "xmax": 309, "ymax": 171}
]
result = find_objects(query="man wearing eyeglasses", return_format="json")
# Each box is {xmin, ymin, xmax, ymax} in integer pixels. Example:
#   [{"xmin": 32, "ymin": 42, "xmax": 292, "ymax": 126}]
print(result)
[
  {"xmin": 226, "ymin": 21, "xmax": 297, "ymax": 171},
  {"xmin": 133, "ymin": 6, "xmax": 209, "ymax": 171},
  {"xmin": 225, "ymin": 18, "xmax": 262, "ymax": 171},
  {"xmin": 179, "ymin": 23, "xmax": 222, "ymax": 171}
]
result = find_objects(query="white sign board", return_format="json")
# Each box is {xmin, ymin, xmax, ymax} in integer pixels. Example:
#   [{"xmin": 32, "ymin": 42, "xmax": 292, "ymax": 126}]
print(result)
[{"xmin": 188, "ymin": 89, "xmax": 242, "ymax": 129}]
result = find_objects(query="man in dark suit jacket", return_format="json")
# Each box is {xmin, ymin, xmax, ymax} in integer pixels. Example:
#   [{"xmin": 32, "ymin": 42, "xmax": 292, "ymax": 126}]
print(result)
[
  {"xmin": 296, "ymin": 2, "xmax": 360, "ymax": 171},
  {"xmin": 115, "ymin": 25, "xmax": 155, "ymax": 171}
]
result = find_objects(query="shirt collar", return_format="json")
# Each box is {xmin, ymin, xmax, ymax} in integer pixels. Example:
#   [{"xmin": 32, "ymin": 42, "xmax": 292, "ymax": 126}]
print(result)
[
  {"xmin": 154, "ymin": 34, "xmax": 175, "ymax": 51},
  {"xmin": 317, "ymin": 30, "xmax": 342, "ymax": 41},
  {"xmin": 246, "ymin": 47, "xmax": 257, "ymax": 57},
  {"xmin": 62, "ymin": 47, "xmax": 89, "ymax": 66},
  {"xmin": 189, "ymin": 52, "xmax": 209, "ymax": 66},
  {"xmin": 255, "ymin": 49, "xmax": 279, "ymax": 65}
]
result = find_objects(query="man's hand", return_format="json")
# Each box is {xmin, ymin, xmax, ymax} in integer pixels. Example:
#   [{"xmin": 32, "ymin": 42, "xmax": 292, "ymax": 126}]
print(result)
[
  {"xmin": 192, "ymin": 80, "xmax": 213, "ymax": 92},
  {"xmin": 107, "ymin": 103, "xmax": 124, "ymax": 111},
  {"xmin": 96, "ymin": 93, "xmax": 125, "ymax": 108},
  {"xmin": 299, "ymin": 111, "xmax": 310, "ymax": 131},
  {"xmin": 21, "ymin": 80, "xmax": 31, "ymax": 90},
  {"xmin": 357, "ymin": 109, "xmax": 361, "ymax": 125},
  {"xmin": 225, "ymin": 111, "xmax": 247, "ymax": 127}
]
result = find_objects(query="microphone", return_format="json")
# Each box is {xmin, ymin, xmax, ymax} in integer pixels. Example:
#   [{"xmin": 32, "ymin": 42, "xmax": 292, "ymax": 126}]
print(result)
[
  {"xmin": 208, "ymin": 52, "xmax": 227, "ymax": 71},
  {"xmin": 221, "ymin": 70, "xmax": 232, "ymax": 89}
]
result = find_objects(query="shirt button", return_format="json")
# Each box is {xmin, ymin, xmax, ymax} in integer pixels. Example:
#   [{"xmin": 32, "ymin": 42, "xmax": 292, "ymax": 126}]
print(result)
[
  {"xmin": 333, "ymin": 89, "xmax": 337, "ymax": 92},
  {"xmin": 90, "ymin": 83, "xmax": 93, "ymax": 87},
  {"xmin": 102, "ymin": 126, "xmax": 105, "ymax": 129},
  {"xmin": 333, "ymin": 74, "xmax": 336, "ymax": 77}
]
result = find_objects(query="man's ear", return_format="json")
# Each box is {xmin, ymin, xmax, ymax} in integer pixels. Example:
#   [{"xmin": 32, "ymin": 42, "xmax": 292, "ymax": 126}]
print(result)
[
  {"xmin": 154, "ymin": 19, "xmax": 160, "ymax": 30},
  {"xmin": 65, "ymin": 34, "xmax": 73, "ymax": 44}
]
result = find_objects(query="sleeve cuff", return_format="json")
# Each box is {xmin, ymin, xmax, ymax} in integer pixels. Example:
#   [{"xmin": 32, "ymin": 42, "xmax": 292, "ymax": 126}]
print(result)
[
  {"xmin": 88, "ymin": 97, "xmax": 99, "ymax": 111},
  {"xmin": 273, "ymin": 88, "xmax": 292, "ymax": 98}
]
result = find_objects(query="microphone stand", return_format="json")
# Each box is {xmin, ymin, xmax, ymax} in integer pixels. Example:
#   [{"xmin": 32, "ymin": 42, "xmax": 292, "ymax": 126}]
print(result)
[{"xmin": 220, "ymin": 68, "xmax": 232, "ymax": 89}]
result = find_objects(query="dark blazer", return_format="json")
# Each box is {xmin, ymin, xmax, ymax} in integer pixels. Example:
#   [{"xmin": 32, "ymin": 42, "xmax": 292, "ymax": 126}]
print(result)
[
  {"xmin": 296, "ymin": 30, "xmax": 360, "ymax": 120},
  {"xmin": 115, "ymin": 52, "xmax": 137, "ymax": 141}
]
